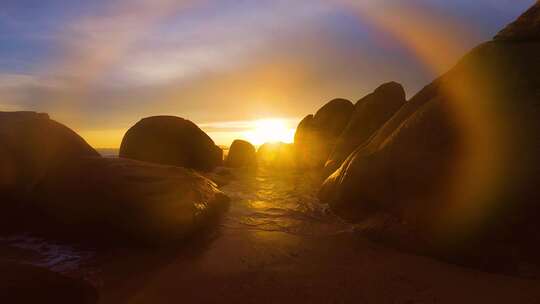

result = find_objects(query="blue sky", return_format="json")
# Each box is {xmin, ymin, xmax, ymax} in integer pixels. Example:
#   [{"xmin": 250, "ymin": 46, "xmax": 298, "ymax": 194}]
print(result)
[{"xmin": 0, "ymin": 0, "xmax": 534, "ymax": 146}]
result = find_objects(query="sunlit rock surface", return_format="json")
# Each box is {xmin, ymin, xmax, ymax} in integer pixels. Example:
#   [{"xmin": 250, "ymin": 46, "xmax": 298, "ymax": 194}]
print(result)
[
  {"xmin": 325, "ymin": 82, "xmax": 406, "ymax": 174},
  {"xmin": 0, "ymin": 260, "xmax": 98, "ymax": 303},
  {"xmin": 320, "ymin": 2, "xmax": 540, "ymax": 275},
  {"xmin": 120, "ymin": 116, "xmax": 223, "ymax": 172},
  {"xmin": 294, "ymin": 98, "xmax": 354, "ymax": 168},
  {"xmin": 225, "ymin": 139, "xmax": 257, "ymax": 168}
]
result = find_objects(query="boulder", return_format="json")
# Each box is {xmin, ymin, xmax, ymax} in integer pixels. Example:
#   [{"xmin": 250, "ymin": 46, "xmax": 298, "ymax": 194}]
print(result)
[
  {"xmin": 320, "ymin": 2, "xmax": 540, "ymax": 275},
  {"xmin": 494, "ymin": 1, "xmax": 540, "ymax": 42},
  {"xmin": 325, "ymin": 82, "xmax": 406, "ymax": 173},
  {"xmin": 0, "ymin": 111, "xmax": 99, "ymax": 222},
  {"xmin": 120, "ymin": 116, "xmax": 222, "ymax": 172},
  {"xmin": 0, "ymin": 112, "xmax": 229, "ymax": 244},
  {"xmin": 13, "ymin": 157, "xmax": 229, "ymax": 244},
  {"xmin": 225, "ymin": 140, "xmax": 256, "ymax": 168},
  {"xmin": 0, "ymin": 111, "xmax": 99, "ymax": 197},
  {"xmin": 294, "ymin": 99, "xmax": 354, "ymax": 168},
  {"xmin": 257, "ymin": 142, "xmax": 296, "ymax": 168},
  {"xmin": 0, "ymin": 261, "xmax": 98, "ymax": 304}
]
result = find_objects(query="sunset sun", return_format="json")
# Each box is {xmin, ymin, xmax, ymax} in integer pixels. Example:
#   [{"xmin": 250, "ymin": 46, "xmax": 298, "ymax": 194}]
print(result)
[{"xmin": 243, "ymin": 119, "xmax": 296, "ymax": 146}]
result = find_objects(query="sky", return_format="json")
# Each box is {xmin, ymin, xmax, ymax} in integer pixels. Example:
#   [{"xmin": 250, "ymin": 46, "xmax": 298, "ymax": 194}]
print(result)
[{"xmin": 0, "ymin": 0, "xmax": 534, "ymax": 147}]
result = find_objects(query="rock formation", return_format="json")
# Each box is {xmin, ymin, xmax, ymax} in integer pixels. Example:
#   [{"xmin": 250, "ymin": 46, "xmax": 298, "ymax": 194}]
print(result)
[
  {"xmin": 294, "ymin": 99, "xmax": 354, "ymax": 168},
  {"xmin": 325, "ymin": 82, "xmax": 406, "ymax": 173},
  {"xmin": 320, "ymin": 2, "xmax": 540, "ymax": 274},
  {"xmin": 494, "ymin": 1, "xmax": 540, "ymax": 42},
  {"xmin": 225, "ymin": 139, "xmax": 257, "ymax": 168},
  {"xmin": 0, "ymin": 111, "xmax": 99, "ymax": 200},
  {"xmin": 120, "ymin": 116, "xmax": 223, "ymax": 172},
  {"xmin": 29, "ymin": 157, "xmax": 229, "ymax": 244},
  {"xmin": 0, "ymin": 112, "xmax": 229, "ymax": 244}
]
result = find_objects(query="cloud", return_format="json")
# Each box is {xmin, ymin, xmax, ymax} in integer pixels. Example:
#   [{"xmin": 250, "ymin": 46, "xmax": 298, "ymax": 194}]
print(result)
[{"xmin": 0, "ymin": 0, "xmax": 534, "ymax": 147}]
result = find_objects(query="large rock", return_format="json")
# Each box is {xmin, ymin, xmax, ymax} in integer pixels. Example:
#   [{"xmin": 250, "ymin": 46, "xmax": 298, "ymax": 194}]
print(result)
[
  {"xmin": 225, "ymin": 140, "xmax": 256, "ymax": 168},
  {"xmin": 120, "ymin": 116, "xmax": 223, "ymax": 172},
  {"xmin": 294, "ymin": 99, "xmax": 354, "ymax": 168},
  {"xmin": 320, "ymin": 2, "xmax": 540, "ymax": 275},
  {"xmin": 0, "ymin": 111, "xmax": 99, "ymax": 215},
  {"xmin": 10, "ymin": 157, "xmax": 229, "ymax": 244},
  {"xmin": 494, "ymin": 1, "xmax": 540, "ymax": 42},
  {"xmin": 325, "ymin": 82, "xmax": 406, "ymax": 173},
  {"xmin": 0, "ymin": 261, "xmax": 98, "ymax": 304},
  {"xmin": 257, "ymin": 142, "xmax": 296, "ymax": 168},
  {"xmin": 0, "ymin": 112, "xmax": 229, "ymax": 244}
]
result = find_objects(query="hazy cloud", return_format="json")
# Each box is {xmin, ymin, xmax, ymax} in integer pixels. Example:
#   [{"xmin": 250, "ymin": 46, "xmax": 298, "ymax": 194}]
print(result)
[{"xmin": 0, "ymin": 0, "xmax": 534, "ymax": 146}]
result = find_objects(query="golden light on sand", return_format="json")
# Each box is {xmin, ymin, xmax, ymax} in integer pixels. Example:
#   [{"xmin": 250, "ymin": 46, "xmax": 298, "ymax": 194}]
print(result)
[{"xmin": 243, "ymin": 119, "xmax": 296, "ymax": 146}]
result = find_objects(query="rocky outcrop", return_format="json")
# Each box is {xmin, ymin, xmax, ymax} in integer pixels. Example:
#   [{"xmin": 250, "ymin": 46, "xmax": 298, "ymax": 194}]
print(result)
[
  {"xmin": 257, "ymin": 142, "xmax": 296, "ymax": 168},
  {"xmin": 120, "ymin": 116, "xmax": 223, "ymax": 172},
  {"xmin": 320, "ymin": 2, "xmax": 540, "ymax": 275},
  {"xmin": 0, "ymin": 112, "xmax": 229, "ymax": 244},
  {"xmin": 494, "ymin": 1, "xmax": 540, "ymax": 42},
  {"xmin": 0, "ymin": 111, "xmax": 99, "ymax": 198},
  {"xmin": 325, "ymin": 82, "xmax": 406, "ymax": 173},
  {"xmin": 10, "ymin": 157, "xmax": 229, "ymax": 244},
  {"xmin": 0, "ymin": 261, "xmax": 98, "ymax": 304},
  {"xmin": 225, "ymin": 140, "xmax": 256, "ymax": 168},
  {"xmin": 294, "ymin": 99, "xmax": 354, "ymax": 168}
]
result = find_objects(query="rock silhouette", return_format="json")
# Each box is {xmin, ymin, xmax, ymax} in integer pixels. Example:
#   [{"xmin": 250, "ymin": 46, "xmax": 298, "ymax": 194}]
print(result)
[
  {"xmin": 225, "ymin": 140, "xmax": 256, "ymax": 168},
  {"xmin": 494, "ymin": 1, "xmax": 540, "ymax": 42},
  {"xmin": 0, "ymin": 112, "xmax": 229, "ymax": 244},
  {"xmin": 0, "ymin": 261, "xmax": 98, "ymax": 304},
  {"xmin": 0, "ymin": 111, "xmax": 99, "ymax": 213},
  {"xmin": 120, "ymin": 116, "xmax": 223, "ymax": 172},
  {"xmin": 325, "ymin": 82, "xmax": 406, "ymax": 174},
  {"xmin": 320, "ymin": 1, "xmax": 540, "ymax": 275},
  {"xmin": 0, "ymin": 111, "xmax": 99, "ymax": 190},
  {"xmin": 294, "ymin": 99, "xmax": 354, "ymax": 168},
  {"xmin": 30, "ymin": 157, "xmax": 229, "ymax": 244}
]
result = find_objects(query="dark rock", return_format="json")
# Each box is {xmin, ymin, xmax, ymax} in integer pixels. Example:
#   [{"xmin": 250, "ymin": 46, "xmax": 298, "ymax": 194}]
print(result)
[
  {"xmin": 0, "ymin": 111, "xmax": 100, "ymax": 223},
  {"xmin": 494, "ymin": 1, "xmax": 540, "ymax": 42},
  {"xmin": 0, "ymin": 112, "xmax": 228, "ymax": 244},
  {"xmin": 325, "ymin": 82, "xmax": 406, "ymax": 174},
  {"xmin": 294, "ymin": 99, "xmax": 354, "ymax": 168},
  {"xmin": 15, "ymin": 157, "xmax": 229, "ymax": 244},
  {"xmin": 120, "ymin": 116, "xmax": 222, "ymax": 172},
  {"xmin": 0, "ymin": 261, "xmax": 98, "ymax": 304},
  {"xmin": 257, "ymin": 142, "xmax": 296, "ymax": 168},
  {"xmin": 320, "ymin": 3, "xmax": 540, "ymax": 275},
  {"xmin": 225, "ymin": 140, "xmax": 256, "ymax": 168},
  {"xmin": 0, "ymin": 111, "xmax": 99, "ymax": 194}
]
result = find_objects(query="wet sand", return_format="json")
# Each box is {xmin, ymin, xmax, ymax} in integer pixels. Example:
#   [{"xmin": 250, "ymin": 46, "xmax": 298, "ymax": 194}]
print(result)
[{"xmin": 3, "ymin": 167, "xmax": 540, "ymax": 303}]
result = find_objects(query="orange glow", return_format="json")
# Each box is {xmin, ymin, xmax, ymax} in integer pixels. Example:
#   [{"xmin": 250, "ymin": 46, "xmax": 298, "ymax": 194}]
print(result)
[
  {"xmin": 78, "ymin": 129, "xmax": 127, "ymax": 148},
  {"xmin": 243, "ymin": 119, "xmax": 296, "ymax": 146}
]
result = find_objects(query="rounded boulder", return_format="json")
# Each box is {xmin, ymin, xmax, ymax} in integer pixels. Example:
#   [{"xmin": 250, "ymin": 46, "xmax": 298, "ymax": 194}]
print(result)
[
  {"xmin": 226, "ymin": 140, "xmax": 256, "ymax": 168},
  {"xmin": 120, "ymin": 116, "xmax": 222, "ymax": 172}
]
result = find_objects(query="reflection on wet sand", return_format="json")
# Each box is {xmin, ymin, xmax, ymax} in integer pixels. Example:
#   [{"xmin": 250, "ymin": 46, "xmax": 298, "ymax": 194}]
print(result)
[
  {"xmin": 3, "ymin": 166, "xmax": 540, "ymax": 303},
  {"xmin": 221, "ymin": 167, "xmax": 352, "ymax": 237}
]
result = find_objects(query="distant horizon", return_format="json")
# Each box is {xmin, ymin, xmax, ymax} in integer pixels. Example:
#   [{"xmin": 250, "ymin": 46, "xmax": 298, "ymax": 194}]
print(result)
[{"xmin": 83, "ymin": 116, "xmax": 300, "ymax": 148}]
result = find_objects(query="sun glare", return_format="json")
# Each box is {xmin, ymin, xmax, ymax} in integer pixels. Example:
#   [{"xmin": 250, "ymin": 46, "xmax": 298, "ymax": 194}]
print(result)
[{"xmin": 243, "ymin": 119, "xmax": 296, "ymax": 146}]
